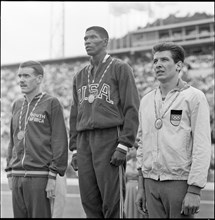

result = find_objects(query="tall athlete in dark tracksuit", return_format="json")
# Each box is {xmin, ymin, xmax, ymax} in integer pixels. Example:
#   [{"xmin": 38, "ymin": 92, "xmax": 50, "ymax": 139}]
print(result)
[{"xmin": 69, "ymin": 26, "xmax": 140, "ymax": 218}]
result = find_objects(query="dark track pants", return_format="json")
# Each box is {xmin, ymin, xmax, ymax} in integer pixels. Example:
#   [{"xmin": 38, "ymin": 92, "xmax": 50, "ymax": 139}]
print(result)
[
  {"xmin": 12, "ymin": 176, "xmax": 51, "ymax": 218},
  {"xmin": 145, "ymin": 179, "xmax": 194, "ymax": 218},
  {"xmin": 77, "ymin": 127, "xmax": 125, "ymax": 218}
]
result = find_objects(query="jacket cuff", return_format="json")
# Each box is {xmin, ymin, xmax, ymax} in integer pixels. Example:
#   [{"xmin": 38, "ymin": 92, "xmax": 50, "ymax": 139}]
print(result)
[
  {"xmin": 72, "ymin": 149, "xmax": 77, "ymax": 155},
  {"xmin": 116, "ymin": 147, "xmax": 127, "ymax": 154},
  {"xmin": 48, "ymin": 171, "xmax": 57, "ymax": 179},
  {"xmin": 187, "ymin": 185, "xmax": 201, "ymax": 195},
  {"xmin": 5, "ymin": 167, "xmax": 12, "ymax": 172},
  {"xmin": 7, "ymin": 170, "xmax": 12, "ymax": 178},
  {"xmin": 117, "ymin": 143, "xmax": 128, "ymax": 152},
  {"xmin": 118, "ymin": 141, "xmax": 132, "ymax": 148}
]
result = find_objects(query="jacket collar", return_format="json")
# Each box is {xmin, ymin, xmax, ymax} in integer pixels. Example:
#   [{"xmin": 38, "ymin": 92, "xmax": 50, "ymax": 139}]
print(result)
[
  {"xmin": 157, "ymin": 78, "xmax": 190, "ymax": 93},
  {"xmin": 24, "ymin": 92, "xmax": 44, "ymax": 103},
  {"xmin": 174, "ymin": 78, "xmax": 190, "ymax": 92},
  {"xmin": 89, "ymin": 54, "xmax": 110, "ymax": 67}
]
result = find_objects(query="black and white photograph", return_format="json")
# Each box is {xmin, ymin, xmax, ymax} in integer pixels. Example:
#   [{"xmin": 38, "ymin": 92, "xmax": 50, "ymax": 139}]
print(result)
[{"xmin": 1, "ymin": 1, "xmax": 214, "ymax": 218}]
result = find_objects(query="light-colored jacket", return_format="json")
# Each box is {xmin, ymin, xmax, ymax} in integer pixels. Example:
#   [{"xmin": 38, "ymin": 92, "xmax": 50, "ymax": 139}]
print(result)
[{"xmin": 136, "ymin": 79, "xmax": 211, "ymax": 191}]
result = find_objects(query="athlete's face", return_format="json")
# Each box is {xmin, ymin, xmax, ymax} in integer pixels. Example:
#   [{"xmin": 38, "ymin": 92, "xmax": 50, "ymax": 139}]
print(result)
[
  {"xmin": 84, "ymin": 29, "xmax": 107, "ymax": 56},
  {"xmin": 17, "ymin": 67, "xmax": 42, "ymax": 95},
  {"xmin": 153, "ymin": 50, "xmax": 182, "ymax": 83}
]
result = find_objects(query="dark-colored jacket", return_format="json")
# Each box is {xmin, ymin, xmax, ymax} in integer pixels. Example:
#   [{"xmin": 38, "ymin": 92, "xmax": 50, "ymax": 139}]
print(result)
[
  {"xmin": 5, "ymin": 93, "xmax": 68, "ymax": 179},
  {"xmin": 69, "ymin": 55, "xmax": 140, "ymax": 151}
]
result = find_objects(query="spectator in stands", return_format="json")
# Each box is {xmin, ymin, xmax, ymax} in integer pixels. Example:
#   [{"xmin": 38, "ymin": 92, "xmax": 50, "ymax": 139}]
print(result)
[
  {"xmin": 124, "ymin": 143, "xmax": 145, "ymax": 218},
  {"xmin": 69, "ymin": 26, "xmax": 139, "ymax": 218},
  {"xmin": 5, "ymin": 60, "xmax": 68, "ymax": 218},
  {"xmin": 135, "ymin": 42, "xmax": 211, "ymax": 218}
]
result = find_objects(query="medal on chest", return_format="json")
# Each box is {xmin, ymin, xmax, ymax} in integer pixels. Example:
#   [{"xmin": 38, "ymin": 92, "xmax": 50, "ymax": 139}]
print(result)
[
  {"xmin": 87, "ymin": 58, "xmax": 113, "ymax": 104},
  {"xmin": 17, "ymin": 93, "xmax": 44, "ymax": 140},
  {"xmin": 88, "ymin": 94, "xmax": 95, "ymax": 103},
  {"xmin": 155, "ymin": 118, "xmax": 163, "ymax": 129},
  {"xmin": 154, "ymin": 89, "xmax": 181, "ymax": 130},
  {"xmin": 17, "ymin": 130, "xmax": 25, "ymax": 140}
]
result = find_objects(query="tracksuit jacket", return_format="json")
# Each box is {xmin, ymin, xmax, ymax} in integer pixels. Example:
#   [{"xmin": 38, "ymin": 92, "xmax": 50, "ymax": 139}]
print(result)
[
  {"xmin": 69, "ymin": 55, "xmax": 140, "ymax": 151},
  {"xmin": 5, "ymin": 93, "xmax": 68, "ymax": 179},
  {"xmin": 136, "ymin": 78, "xmax": 211, "ymax": 194}
]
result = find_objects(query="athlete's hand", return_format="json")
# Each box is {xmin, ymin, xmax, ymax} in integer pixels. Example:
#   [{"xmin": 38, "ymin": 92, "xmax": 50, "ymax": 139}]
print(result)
[
  {"xmin": 110, "ymin": 146, "xmax": 127, "ymax": 166},
  {"xmin": 70, "ymin": 152, "xmax": 78, "ymax": 171},
  {"xmin": 135, "ymin": 187, "xmax": 148, "ymax": 216},
  {"xmin": 8, "ymin": 177, "xmax": 12, "ymax": 190},
  {"xmin": 46, "ymin": 178, "xmax": 56, "ymax": 199},
  {"xmin": 181, "ymin": 192, "xmax": 200, "ymax": 216}
]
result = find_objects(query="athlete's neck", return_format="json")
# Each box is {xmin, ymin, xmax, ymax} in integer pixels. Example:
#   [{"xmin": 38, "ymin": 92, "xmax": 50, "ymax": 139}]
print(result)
[
  {"xmin": 25, "ymin": 88, "xmax": 42, "ymax": 103},
  {"xmin": 91, "ymin": 52, "xmax": 107, "ymax": 67},
  {"xmin": 159, "ymin": 77, "xmax": 179, "ymax": 97}
]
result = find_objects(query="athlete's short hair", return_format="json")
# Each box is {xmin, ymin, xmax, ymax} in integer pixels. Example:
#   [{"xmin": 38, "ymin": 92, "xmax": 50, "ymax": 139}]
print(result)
[
  {"xmin": 19, "ymin": 60, "xmax": 44, "ymax": 76},
  {"xmin": 86, "ymin": 26, "xmax": 109, "ymax": 41},
  {"xmin": 152, "ymin": 42, "xmax": 185, "ymax": 63}
]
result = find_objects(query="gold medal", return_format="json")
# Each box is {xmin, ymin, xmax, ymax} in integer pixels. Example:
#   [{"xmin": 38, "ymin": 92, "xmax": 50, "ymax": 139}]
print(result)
[
  {"xmin": 87, "ymin": 57, "xmax": 114, "ymax": 104},
  {"xmin": 88, "ymin": 94, "xmax": 95, "ymax": 103},
  {"xmin": 155, "ymin": 118, "xmax": 163, "ymax": 129},
  {"xmin": 17, "ymin": 130, "xmax": 25, "ymax": 140}
]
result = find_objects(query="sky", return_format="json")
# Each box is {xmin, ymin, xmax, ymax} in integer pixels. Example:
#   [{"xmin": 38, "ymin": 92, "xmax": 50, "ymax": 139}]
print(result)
[{"xmin": 1, "ymin": 1, "xmax": 214, "ymax": 65}]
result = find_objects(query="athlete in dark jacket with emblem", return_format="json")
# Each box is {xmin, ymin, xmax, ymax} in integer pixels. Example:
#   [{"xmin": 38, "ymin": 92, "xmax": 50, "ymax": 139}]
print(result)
[
  {"xmin": 69, "ymin": 26, "xmax": 140, "ymax": 218},
  {"xmin": 5, "ymin": 60, "xmax": 68, "ymax": 218}
]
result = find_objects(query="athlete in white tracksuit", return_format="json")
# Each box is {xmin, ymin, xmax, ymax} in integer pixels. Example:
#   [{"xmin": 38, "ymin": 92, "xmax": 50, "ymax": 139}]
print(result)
[{"xmin": 136, "ymin": 42, "xmax": 211, "ymax": 218}]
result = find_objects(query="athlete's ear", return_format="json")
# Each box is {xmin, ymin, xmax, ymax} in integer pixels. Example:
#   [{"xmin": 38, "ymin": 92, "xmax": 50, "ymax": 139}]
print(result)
[
  {"xmin": 176, "ymin": 61, "xmax": 183, "ymax": 73},
  {"xmin": 37, "ymin": 74, "xmax": 43, "ymax": 84},
  {"xmin": 103, "ymin": 38, "xmax": 108, "ymax": 47}
]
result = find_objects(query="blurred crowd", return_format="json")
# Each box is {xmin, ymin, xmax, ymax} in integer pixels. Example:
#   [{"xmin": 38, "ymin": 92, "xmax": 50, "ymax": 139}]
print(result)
[{"xmin": 1, "ymin": 53, "xmax": 214, "ymax": 177}]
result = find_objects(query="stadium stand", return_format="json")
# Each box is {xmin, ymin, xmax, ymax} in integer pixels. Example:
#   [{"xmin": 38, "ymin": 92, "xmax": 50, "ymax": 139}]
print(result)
[{"xmin": 1, "ymin": 13, "xmax": 214, "ymax": 179}]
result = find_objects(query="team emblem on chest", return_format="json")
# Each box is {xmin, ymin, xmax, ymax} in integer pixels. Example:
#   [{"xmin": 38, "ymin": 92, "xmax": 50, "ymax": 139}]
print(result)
[
  {"xmin": 78, "ymin": 83, "xmax": 114, "ymax": 104},
  {"xmin": 170, "ymin": 110, "xmax": 182, "ymax": 126}
]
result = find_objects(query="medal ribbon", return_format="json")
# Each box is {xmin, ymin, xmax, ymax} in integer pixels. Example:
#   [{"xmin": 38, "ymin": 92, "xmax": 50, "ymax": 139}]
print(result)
[
  {"xmin": 154, "ymin": 89, "xmax": 180, "ymax": 121},
  {"xmin": 87, "ymin": 58, "xmax": 114, "ymax": 93},
  {"xmin": 19, "ymin": 93, "xmax": 44, "ymax": 132},
  {"xmin": 18, "ymin": 100, "xmax": 26, "ymax": 131}
]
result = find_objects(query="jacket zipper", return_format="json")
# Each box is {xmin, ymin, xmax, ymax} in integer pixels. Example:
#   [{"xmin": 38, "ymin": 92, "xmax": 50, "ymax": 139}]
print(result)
[
  {"xmin": 156, "ymin": 127, "xmax": 160, "ymax": 180},
  {"xmin": 21, "ymin": 101, "xmax": 31, "ymax": 172}
]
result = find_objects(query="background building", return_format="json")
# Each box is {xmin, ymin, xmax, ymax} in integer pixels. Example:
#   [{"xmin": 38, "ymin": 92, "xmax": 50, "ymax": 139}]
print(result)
[{"xmin": 1, "ymin": 13, "xmax": 214, "ymax": 181}]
